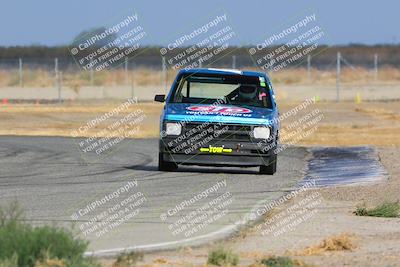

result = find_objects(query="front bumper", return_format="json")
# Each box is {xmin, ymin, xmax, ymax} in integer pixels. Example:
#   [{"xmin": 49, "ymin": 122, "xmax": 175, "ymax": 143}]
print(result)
[
  {"xmin": 162, "ymin": 152, "xmax": 274, "ymax": 167},
  {"xmin": 160, "ymin": 138, "xmax": 276, "ymax": 167}
]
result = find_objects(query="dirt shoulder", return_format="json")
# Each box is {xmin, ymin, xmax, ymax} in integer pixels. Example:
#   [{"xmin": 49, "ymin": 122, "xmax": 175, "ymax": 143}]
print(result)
[
  {"xmin": 99, "ymin": 147, "xmax": 399, "ymax": 267},
  {"xmin": 225, "ymin": 146, "xmax": 400, "ymax": 267}
]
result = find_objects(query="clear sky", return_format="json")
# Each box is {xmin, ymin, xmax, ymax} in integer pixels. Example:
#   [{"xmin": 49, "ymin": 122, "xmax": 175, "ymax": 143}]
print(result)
[{"xmin": 1, "ymin": 0, "xmax": 398, "ymax": 46}]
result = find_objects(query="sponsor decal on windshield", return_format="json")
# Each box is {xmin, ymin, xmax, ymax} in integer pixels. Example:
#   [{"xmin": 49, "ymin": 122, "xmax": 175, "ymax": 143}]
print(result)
[
  {"xmin": 186, "ymin": 106, "xmax": 252, "ymax": 114},
  {"xmin": 259, "ymin": 76, "xmax": 267, "ymax": 87}
]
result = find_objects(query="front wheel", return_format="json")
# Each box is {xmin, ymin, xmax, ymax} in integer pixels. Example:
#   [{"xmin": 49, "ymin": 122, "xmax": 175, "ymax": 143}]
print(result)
[
  {"xmin": 158, "ymin": 153, "xmax": 178, "ymax": 171},
  {"xmin": 259, "ymin": 154, "xmax": 277, "ymax": 175}
]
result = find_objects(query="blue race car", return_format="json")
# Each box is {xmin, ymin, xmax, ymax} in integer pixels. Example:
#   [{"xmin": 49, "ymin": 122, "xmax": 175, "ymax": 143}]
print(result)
[{"xmin": 154, "ymin": 68, "xmax": 279, "ymax": 174}]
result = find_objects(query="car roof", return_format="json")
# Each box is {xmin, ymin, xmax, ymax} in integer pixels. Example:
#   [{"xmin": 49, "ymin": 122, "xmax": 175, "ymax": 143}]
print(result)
[{"xmin": 178, "ymin": 68, "xmax": 270, "ymax": 79}]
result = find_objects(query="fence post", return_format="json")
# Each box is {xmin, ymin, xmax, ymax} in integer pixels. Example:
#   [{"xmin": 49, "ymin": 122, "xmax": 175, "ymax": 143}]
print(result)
[
  {"xmin": 336, "ymin": 52, "xmax": 341, "ymax": 102},
  {"xmin": 55, "ymin": 58, "xmax": 61, "ymax": 103},
  {"xmin": 232, "ymin": 55, "xmax": 236, "ymax": 69},
  {"xmin": 59, "ymin": 71, "xmax": 63, "ymax": 103},
  {"xmin": 307, "ymin": 54, "xmax": 311, "ymax": 81},
  {"xmin": 374, "ymin": 53, "xmax": 378, "ymax": 81},
  {"xmin": 19, "ymin": 58, "xmax": 23, "ymax": 87},
  {"xmin": 90, "ymin": 58, "xmax": 94, "ymax": 86},
  {"xmin": 131, "ymin": 61, "xmax": 135, "ymax": 99},
  {"xmin": 125, "ymin": 57, "xmax": 129, "ymax": 86}
]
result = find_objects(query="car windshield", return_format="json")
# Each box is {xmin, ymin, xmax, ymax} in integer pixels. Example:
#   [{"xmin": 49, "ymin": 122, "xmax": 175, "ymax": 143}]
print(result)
[{"xmin": 170, "ymin": 73, "xmax": 273, "ymax": 108}]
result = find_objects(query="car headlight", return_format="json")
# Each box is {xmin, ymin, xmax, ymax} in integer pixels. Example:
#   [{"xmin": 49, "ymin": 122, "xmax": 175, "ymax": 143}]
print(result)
[
  {"xmin": 165, "ymin": 122, "xmax": 182, "ymax": 136},
  {"xmin": 253, "ymin": 127, "xmax": 270, "ymax": 139}
]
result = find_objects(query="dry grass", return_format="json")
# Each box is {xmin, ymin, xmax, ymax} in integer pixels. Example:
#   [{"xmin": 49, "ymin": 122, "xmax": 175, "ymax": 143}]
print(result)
[
  {"xmin": 1, "ymin": 67, "xmax": 400, "ymax": 88},
  {"xmin": 112, "ymin": 251, "xmax": 143, "ymax": 267},
  {"xmin": 1, "ymin": 101, "xmax": 400, "ymax": 146},
  {"xmin": 0, "ymin": 68, "xmax": 176, "ymax": 88},
  {"xmin": 0, "ymin": 103, "xmax": 163, "ymax": 138},
  {"xmin": 292, "ymin": 233, "xmax": 356, "ymax": 256},
  {"xmin": 0, "ymin": 103, "xmax": 162, "ymax": 114},
  {"xmin": 35, "ymin": 257, "xmax": 67, "ymax": 267},
  {"xmin": 271, "ymin": 66, "xmax": 400, "ymax": 85},
  {"xmin": 282, "ymin": 101, "xmax": 400, "ymax": 147},
  {"xmin": 152, "ymin": 258, "xmax": 168, "ymax": 265},
  {"xmin": 296, "ymin": 125, "xmax": 400, "ymax": 146},
  {"xmin": 355, "ymin": 107, "xmax": 400, "ymax": 121}
]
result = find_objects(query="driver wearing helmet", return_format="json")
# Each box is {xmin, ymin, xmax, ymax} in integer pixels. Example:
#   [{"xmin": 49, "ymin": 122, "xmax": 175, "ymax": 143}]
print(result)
[
  {"xmin": 238, "ymin": 85, "xmax": 258, "ymax": 102},
  {"xmin": 226, "ymin": 84, "xmax": 261, "ymax": 105}
]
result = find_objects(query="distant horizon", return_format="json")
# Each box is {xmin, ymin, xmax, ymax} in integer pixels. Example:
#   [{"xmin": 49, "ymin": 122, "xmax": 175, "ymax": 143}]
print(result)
[
  {"xmin": 1, "ymin": 43, "xmax": 400, "ymax": 48},
  {"xmin": 1, "ymin": 0, "xmax": 399, "ymax": 47}
]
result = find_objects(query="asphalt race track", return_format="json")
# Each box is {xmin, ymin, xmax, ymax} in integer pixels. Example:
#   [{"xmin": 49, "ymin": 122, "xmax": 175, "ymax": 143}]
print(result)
[{"xmin": 0, "ymin": 136, "xmax": 308, "ymax": 255}]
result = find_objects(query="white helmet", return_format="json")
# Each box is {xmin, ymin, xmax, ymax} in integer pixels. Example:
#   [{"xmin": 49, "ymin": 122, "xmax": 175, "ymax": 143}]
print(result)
[{"xmin": 238, "ymin": 85, "xmax": 257, "ymax": 101}]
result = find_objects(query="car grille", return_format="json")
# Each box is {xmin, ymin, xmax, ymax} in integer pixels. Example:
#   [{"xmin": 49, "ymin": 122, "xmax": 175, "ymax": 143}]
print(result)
[{"xmin": 183, "ymin": 122, "xmax": 253, "ymax": 142}]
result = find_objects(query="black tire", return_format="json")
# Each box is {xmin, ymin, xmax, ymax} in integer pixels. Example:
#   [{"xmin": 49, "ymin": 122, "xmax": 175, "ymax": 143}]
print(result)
[
  {"xmin": 158, "ymin": 153, "xmax": 178, "ymax": 171},
  {"xmin": 259, "ymin": 153, "xmax": 277, "ymax": 175}
]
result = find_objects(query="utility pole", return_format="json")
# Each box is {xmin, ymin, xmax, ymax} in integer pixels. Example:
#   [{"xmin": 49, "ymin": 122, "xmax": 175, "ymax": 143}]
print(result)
[
  {"xmin": 307, "ymin": 54, "xmax": 311, "ymax": 81},
  {"xmin": 232, "ymin": 55, "xmax": 236, "ymax": 69},
  {"xmin": 336, "ymin": 52, "xmax": 341, "ymax": 102}
]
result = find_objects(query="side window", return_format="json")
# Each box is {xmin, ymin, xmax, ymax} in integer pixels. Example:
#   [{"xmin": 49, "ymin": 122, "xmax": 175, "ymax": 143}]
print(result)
[{"xmin": 172, "ymin": 79, "xmax": 187, "ymax": 102}]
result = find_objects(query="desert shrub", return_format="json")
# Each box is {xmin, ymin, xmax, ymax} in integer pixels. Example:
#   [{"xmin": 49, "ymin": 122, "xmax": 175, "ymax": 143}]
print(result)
[
  {"xmin": 112, "ymin": 251, "xmax": 144, "ymax": 267},
  {"xmin": 355, "ymin": 201, "xmax": 400, "ymax": 218},
  {"xmin": 0, "ymin": 201, "xmax": 98, "ymax": 267},
  {"xmin": 207, "ymin": 246, "xmax": 239, "ymax": 266},
  {"xmin": 260, "ymin": 256, "xmax": 294, "ymax": 267}
]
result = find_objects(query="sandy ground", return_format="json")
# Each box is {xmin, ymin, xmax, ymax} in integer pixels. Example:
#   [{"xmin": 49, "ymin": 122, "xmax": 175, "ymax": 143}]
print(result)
[{"xmin": 1, "ymin": 99, "xmax": 400, "ymax": 266}]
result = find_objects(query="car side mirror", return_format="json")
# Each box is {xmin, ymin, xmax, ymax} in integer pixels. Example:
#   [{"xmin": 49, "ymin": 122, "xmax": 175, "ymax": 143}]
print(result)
[{"xmin": 154, "ymin": 94, "xmax": 165, "ymax": 102}]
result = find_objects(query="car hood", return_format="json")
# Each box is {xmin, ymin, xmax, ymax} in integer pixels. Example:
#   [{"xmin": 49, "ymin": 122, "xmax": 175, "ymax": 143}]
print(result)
[{"xmin": 164, "ymin": 103, "xmax": 274, "ymax": 125}]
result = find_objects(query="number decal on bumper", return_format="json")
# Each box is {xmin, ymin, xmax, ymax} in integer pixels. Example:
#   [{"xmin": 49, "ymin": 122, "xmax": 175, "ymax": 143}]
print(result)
[{"xmin": 200, "ymin": 146, "xmax": 232, "ymax": 153}]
